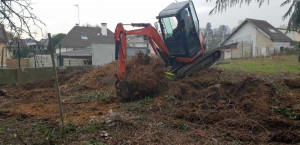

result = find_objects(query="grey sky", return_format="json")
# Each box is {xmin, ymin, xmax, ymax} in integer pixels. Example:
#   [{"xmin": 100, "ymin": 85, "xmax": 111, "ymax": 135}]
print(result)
[{"xmin": 29, "ymin": 0, "xmax": 291, "ymax": 39}]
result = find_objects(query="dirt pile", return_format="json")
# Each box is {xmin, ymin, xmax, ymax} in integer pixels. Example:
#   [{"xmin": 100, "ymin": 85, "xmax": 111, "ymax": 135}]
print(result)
[
  {"xmin": 122, "ymin": 52, "xmax": 167, "ymax": 100},
  {"xmin": 1, "ymin": 54, "xmax": 300, "ymax": 144},
  {"xmin": 163, "ymin": 70, "xmax": 300, "ymax": 144},
  {"xmin": 284, "ymin": 78, "xmax": 300, "ymax": 88}
]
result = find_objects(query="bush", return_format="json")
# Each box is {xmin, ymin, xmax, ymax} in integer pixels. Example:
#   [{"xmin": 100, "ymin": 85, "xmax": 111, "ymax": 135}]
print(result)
[{"xmin": 282, "ymin": 47, "xmax": 300, "ymax": 55}]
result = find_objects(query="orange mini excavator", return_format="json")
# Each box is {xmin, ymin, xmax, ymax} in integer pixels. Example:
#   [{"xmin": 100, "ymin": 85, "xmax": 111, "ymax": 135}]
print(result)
[{"xmin": 114, "ymin": 0, "xmax": 222, "ymax": 99}]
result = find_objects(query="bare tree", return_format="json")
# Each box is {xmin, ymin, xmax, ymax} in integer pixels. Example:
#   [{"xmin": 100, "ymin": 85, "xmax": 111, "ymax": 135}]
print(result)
[
  {"xmin": 0, "ymin": 0, "xmax": 45, "ymax": 38},
  {"xmin": 207, "ymin": 0, "xmax": 300, "ymax": 31}
]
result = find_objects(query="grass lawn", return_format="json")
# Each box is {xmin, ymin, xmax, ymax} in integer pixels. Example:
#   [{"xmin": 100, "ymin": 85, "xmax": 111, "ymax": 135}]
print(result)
[{"xmin": 217, "ymin": 55, "xmax": 300, "ymax": 74}]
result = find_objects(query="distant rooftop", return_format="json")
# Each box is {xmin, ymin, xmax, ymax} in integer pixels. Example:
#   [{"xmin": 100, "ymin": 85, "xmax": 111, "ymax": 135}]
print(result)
[
  {"xmin": 223, "ymin": 18, "xmax": 293, "ymax": 43},
  {"xmin": 57, "ymin": 26, "xmax": 114, "ymax": 49}
]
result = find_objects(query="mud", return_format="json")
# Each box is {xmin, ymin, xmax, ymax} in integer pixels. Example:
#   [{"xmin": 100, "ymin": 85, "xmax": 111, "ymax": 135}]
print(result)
[
  {"xmin": 1, "ymin": 54, "xmax": 300, "ymax": 144},
  {"xmin": 284, "ymin": 78, "xmax": 300, "ymax": 88}
]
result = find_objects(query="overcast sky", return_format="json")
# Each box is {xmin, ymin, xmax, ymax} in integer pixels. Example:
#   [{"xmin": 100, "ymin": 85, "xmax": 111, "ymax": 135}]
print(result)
[{"xmin": 30, "ymin": 0, "xmax": 291, "ymax": 39}]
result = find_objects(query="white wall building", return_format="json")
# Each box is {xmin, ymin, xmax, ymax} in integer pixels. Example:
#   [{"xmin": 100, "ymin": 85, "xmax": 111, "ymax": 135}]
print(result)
[
  {"xmin": 91, "ymin": 44, "xmax": 115, "ymax": 66},
  {"xmin": 278, "ymin": 28, "xmax": 300, "ymax": 46},
  {"xmin": 222, "ymin": 18, "xmax": 293, "ymax": 57}
]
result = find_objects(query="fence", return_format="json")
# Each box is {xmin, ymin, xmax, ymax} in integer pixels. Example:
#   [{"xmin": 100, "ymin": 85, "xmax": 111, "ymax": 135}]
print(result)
[
  {"xmin": 223, "ymin": 41, "xmax": 253, "ymax": 59},
  {"xmin": 223, "ymin": 41, "xmax": 300, "ymax": 60},
  {"xmin": 6, "ymin": 58, "xmax": 29, "ymax": 68},
  {"xmin": 0, "ymin": 66, "xmax": 93, "ymax": 87}
]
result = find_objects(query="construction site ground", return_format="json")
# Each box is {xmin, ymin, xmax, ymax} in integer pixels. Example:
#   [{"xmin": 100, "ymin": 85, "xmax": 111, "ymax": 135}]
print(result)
[{"xmin": 0, "ymin": 54, "xmax": 299, "ymax": 145}]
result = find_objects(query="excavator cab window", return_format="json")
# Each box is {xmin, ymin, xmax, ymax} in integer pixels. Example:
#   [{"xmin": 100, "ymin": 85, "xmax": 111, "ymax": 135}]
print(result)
[
  {"xmin": 159, "ymin": 1, "xmax": 201, "ymax": 58},
  {"xmin": 161, "ymin": 16, "xmax": 186, "ymax": 55}
]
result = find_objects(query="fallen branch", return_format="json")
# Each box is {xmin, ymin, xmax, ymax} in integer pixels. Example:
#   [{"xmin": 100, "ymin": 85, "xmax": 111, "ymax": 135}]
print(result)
[{"xmin": 16, "ymin": 130, "xmax": 27, "ymax": 145}]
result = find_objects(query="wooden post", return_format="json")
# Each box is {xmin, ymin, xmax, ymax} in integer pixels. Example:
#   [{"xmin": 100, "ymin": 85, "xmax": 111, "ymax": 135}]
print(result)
[
  {"xmin": 18, "ymin": 41, "xmax": 21, "ymax": 69},
  {"xmin": 59, "ymin": 43, "xmax": 62, "ymax": 67},
  {"xmin": 231, "ymin": 47, "xmax": 233, "ymax": 59},
  {"xmin": 242, "ymin": 41, "xmax": 244, "ymax": 58},
  {"xmin": 1, "ymin": 47, "xmax": 4, "ymax": 68},
  {"xmin": 48, "ymin": 33, "xmax": 66, "ymax": 142},
  {"xmin": 251, "ymin": 41, "xmax": 253, "ymax": 58}
]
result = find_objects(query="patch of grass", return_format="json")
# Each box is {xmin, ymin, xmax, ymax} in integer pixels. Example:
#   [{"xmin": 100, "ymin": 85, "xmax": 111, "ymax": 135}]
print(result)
[
  {"xmin": 64, "ymin": 120, "xmax": 77, "ymax": 133},
  {"xmin": 139, "ymin": 97, "xmax": 153, "ymax": 105},
  {"xmin": 273, "ymin": 106, "xmax": 299, "ymax": 120},
  {"xmin": 88, "ymin": 121, "xmax": 99, "ymax": 133},
  {"xmin": 174, "ymin": 121, "xmax": 190, "ymax": 132},
  {"xmin": 217, "ymin": 55, "xmax": 300, "ymax": 74},
  {"xmin": 121, "ymin": 97, "xmax": 153, "ymax": 113},
  {"xmin": 270, "ymin": 81, "xmax": 283, "ymax": 99},
  {"xmin": 164, "ymin": 94, "xmax": 176, "ymax": 102},
  {"xmin": 75, "ymin": 92, "xmax": 110, "ymax": 101},
  {"xmin": 37, "ymin": 124, "xmax": 58, "ymax": 145},
  {"xmin": 81, "ymin": 138, "xmax": 107, "ymax": 145}
]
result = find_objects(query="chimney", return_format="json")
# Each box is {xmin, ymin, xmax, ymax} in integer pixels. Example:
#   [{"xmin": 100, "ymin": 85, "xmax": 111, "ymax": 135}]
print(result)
[{"xmin": 101, "ymin": 23, "xmax": 107, "ymax": 36}]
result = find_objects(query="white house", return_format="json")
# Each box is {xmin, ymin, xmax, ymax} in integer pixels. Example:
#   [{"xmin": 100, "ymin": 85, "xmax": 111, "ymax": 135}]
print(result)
[
  {"xmin": 56, "ymin": 23, "xmax": 150, "ymax": 67},
  {"xmin": 56, "ymin": 23, "xmax": 115, "ymax": 66},
  {"xmin": 222, "ymin": 18, "xmax": 293, "ymax": 57}
]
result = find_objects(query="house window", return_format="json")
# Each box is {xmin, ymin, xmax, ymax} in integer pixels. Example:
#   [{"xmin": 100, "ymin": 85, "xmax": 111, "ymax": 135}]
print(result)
[
  {"xmin": 268, "ymin": 28, "xmax": 277, "ymax": 33},
  {"xmin": 81, "ymin": 36, "xmax": 88, "ymax": 40},
  {"xmin": 280, "ymin": 47, "xmax": 284, "ymax": 53}
]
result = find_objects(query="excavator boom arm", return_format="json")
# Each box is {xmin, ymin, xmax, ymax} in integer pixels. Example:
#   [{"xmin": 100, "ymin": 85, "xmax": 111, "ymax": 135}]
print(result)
[{"xmin": 114, "ymin": 23, "xmax": 170, "ymax": 81}]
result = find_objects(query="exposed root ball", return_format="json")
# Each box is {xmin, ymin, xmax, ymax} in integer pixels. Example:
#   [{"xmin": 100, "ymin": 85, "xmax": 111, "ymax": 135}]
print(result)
[{"xmin": 121, "ymin": 52, "xmax": 167, "ymax": 101}]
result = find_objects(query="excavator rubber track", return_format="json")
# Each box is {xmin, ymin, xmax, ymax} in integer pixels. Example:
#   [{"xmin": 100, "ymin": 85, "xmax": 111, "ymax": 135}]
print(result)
[{"xmin": 175, "ymin": 48, "xmax": 222, "ymax": 79}]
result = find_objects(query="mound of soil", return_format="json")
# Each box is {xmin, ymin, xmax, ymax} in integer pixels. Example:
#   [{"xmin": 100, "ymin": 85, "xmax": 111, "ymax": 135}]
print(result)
[
  {"xmin": 119, "ymin": 52, "xmax": 167, "ymax": 101},
  {"xmin": 1, "ymin": 53, "xmax": 300, "ymax": 144},
  {"xmin": 284, "ymin": 78, "xmax": 300, "ymax": 88}
]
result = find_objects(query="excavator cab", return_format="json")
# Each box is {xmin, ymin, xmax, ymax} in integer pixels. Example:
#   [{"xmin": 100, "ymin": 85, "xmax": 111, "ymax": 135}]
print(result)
[{"xmin": 158, "ymin": 0, "xmax": 204, "ymax": 59}]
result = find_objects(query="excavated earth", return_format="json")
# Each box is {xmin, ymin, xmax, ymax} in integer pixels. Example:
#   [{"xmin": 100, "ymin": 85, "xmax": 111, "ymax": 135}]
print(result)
[{"xmin": 0, "ymin": 54, "xmax": 299, "ymax": 144}]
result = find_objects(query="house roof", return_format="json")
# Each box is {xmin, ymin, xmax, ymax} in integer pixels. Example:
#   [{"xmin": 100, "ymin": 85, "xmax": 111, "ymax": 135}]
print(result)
[
  {"xmin": 223, "ymin": 18, "xmax": 292, "ymax": 44},
  {"xmin": 22, "ymin": 38, "xmax": 37, "ymax": 45},
  {"xmin": 5, "ymin": 33, "xmax": 28, "ymax": 49},
  {"xmin": 57, "ymin": 26, "xmax": 114, "ymax": 49},
  {"xmin": 39, "ymin": 39, "xmax": 49, "ymax": 46},
  {"xmin": 0, "ymin": 24, "xmax": 8, "ymax": 43}
]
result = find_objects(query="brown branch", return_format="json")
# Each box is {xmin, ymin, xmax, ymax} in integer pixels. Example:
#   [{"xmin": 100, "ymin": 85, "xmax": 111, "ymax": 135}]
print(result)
[
  {"xmin": 0, "ymin": 0, "xmax": 45, "ymax": 39},
  {"xmin": 16, "ymin": 130, "xmax": 27, "ymax": 145}
]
